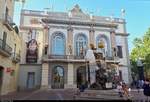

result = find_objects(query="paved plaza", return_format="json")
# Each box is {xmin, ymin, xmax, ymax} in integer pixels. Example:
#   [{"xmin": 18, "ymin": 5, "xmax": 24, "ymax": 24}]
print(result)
[{"xmin": 0, "ymin": 88, "xmax": 149, "ymax": 101}]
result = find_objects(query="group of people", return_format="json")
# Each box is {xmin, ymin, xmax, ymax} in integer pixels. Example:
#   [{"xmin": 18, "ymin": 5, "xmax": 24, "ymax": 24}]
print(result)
[
  {"xmin": 117, "ymin": 81, "xmax": 130, "ymax": 98},
  {"xmin": 117, "ymin": 79, "xmax": 150, "ymax": 100}
]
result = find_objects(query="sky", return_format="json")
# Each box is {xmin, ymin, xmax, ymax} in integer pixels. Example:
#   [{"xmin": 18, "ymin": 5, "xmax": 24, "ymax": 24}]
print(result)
[{"xmin": 14, "ymin": 0, "xmax": 150, "ymax": 54}]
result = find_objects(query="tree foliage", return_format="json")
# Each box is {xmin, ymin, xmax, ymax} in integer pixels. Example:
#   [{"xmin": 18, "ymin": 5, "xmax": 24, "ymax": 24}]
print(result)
[{"xmin": 130, "ymin": 28, "xmax": 150, "ymax": 77}]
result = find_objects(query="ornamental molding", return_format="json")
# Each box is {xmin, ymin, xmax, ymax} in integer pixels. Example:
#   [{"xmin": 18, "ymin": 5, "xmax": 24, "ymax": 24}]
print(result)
[{"xmin": 42, "ymin": 18, "xmax": 118, "ymax": 28}]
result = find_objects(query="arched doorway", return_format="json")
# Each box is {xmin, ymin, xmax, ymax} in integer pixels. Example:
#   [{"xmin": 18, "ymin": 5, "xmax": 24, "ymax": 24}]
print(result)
[
  {"xmin": 0, "ymin": 66, "xmax": 4, "ymax": 93},
  {"xmin": 77, "ymin": 66, "xmax": 86, "ymax": 88},
  {"xmin": 52, "ymin": 66, "xmax": 64, "ymax": 89}
]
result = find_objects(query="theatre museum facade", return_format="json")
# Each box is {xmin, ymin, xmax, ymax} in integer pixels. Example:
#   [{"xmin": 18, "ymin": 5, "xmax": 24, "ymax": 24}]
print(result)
[{"xmin": 18, "ymin": 5, "xmax": 131, "ymax": 90}]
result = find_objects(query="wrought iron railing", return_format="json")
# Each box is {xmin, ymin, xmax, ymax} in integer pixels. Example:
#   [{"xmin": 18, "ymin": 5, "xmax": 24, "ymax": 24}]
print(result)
[
  {"xmin": 48, "ymin": 55, "xmax": 85, "ymax": 59},
  {"xmin": 0, "ymin": 39, "xmax": 12, "ymax": 55}
]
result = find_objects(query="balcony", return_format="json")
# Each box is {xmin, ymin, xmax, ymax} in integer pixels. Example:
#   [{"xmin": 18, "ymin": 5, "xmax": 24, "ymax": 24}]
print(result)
[
  {"xmin": 2, "ymin": 15, "xmax": 14, "ymax": 31},
  {"xmin": 48, "ymin": 55, "xmax": 85, "ymax": 59},
  {"xmin": 0, "ymin": 39, "xmax": 12, "ymax": 57},
  {"xmin": 12, "ymin": 53, "xmax": 21, "ymax": 63},
  {"xmin": 42, "ymin": 54, "xmax": 86, "ymax": 63}
]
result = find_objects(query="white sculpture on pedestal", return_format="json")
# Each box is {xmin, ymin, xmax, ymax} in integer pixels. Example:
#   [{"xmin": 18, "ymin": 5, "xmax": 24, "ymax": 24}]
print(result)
[{"xmin": 85, "ymin": 45, "xmax": 99, "ymax": 85}]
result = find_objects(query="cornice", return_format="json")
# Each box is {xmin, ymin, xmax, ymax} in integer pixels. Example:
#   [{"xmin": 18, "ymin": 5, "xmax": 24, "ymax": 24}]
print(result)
[
  {"xmin": 42, "ymin": 18, "xmax": 118, "ymax": 28},
  {"xmin": 116, "ymin": 33, "xmax": 130, "ymax": 36}
]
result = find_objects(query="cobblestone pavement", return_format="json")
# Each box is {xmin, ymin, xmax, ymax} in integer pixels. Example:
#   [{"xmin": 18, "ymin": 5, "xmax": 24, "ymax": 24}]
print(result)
[{"xmin": 0, "ymin": 88, "xmax": 150, "ymax": 101}]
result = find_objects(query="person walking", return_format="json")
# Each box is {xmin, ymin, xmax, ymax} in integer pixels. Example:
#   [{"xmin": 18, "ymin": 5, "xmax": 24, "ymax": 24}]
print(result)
[
  {"xmin": 122, "ymin": 83, "xmax": 130, "ymax": 99},
  {"xmin": 136, "ymin": 80, "xmax": 140, "ymax": 93},
  {"xmin": 143, "ymin": 78, "xmax": 150, "ymax": 102}
]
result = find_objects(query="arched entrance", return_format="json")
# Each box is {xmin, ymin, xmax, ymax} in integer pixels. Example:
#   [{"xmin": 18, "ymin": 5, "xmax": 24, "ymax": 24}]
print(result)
[
  {"xmin": 52, "ymin": 66, "xmax": 64, "ymax": 89},
  {"xmin": 0, "ymin": 66, "xmax": 4, "ymax": 93},
  {"xmin": 77, "ymin": 66, "xmax": 86, "ymax": 88}
]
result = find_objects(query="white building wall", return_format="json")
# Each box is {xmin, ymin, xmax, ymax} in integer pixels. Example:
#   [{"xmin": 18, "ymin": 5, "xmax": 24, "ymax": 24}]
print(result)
[
  {"xmin": 37, "ymin": 30, "xmax": 44, "ymax": 63},
  {"xmin": 116, "ymin": 35, "xmax": 130, "ymax": 83},
  {"xmin": 115, "ymin": 23, "xmax": 125, "ymax": 33}
]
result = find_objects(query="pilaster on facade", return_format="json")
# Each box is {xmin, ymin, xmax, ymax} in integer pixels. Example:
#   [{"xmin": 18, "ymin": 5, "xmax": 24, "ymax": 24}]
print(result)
[
  {"xmin": 67, "ymin": 26, "xmax": 73, "ymax": 55},
  {"xmin": 110, "ymin": 30, "xmax": 117, "ymax": 58},
  {"xmin": 41, "ymin": 63, "xmax": 49, "ymax": 89},
  {"xmin": 89, "ymin": 27, "xmax": 95, "ymax": 47},
  {"xmin": 65, "ymin": 63, "xmax": 76, "ymax": 88}
]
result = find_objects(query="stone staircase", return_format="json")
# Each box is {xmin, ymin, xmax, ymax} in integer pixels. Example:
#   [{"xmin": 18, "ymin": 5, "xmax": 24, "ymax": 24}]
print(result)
[{"xmin": 74, "ymin": 89, "xmax": 129, "ymax": 100}]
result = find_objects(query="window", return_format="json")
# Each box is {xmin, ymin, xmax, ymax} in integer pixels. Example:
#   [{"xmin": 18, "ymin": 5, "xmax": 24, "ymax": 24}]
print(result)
[
  {"xmin": 52, "ymin": 32, "xmax": 65, "ymax": 55},
  {"xmin": 2, "ymin": 32, "xmax": 7, "ymax": 49},
  {"xmin": 117, "ymin": 46, "xmax": 123, "ymax": 58},
  {"xmin": 27, "ymin": 29, "xmax": 38, "ymax": 41},
  {"xmin": 14, "ymin": 44, "xmax": 16, "ymax": 56},
  {"xmin": 75, "ymin": 34, "xmax": 87, "ymax": 56},
  {"xmin": 44, "ymin": 46, "xmax": 48, "ymax": 55},
  {"xmin": 5, "ymin": 7, "xmax": 8, "ymax": 21},
  {"xmin": 96, "ymin": 35, "xmax": 109, "ymax": 57}
]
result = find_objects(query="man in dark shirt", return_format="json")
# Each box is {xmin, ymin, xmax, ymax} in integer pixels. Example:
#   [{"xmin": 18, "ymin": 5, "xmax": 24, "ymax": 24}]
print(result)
[{"xmin": 143, "ymin": 79, "xmax": 150, "ymax": 101}]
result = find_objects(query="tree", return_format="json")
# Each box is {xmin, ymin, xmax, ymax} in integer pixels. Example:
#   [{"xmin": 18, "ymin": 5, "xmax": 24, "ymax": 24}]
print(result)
[{"xmin": 130, "ymin": 28, "xmax": 150, "ymax": 79}]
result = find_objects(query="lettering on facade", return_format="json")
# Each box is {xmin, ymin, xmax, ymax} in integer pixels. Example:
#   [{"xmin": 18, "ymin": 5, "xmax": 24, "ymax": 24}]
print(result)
[{"xmin": 26, "ymin": 39, "xmax": 38, "ymax": 63}]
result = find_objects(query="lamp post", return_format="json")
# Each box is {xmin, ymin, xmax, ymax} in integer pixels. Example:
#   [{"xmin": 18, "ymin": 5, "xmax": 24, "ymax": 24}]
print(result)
[{"xmin": 137, "ymin": 58, "xmax": 144, "ymax": 80}]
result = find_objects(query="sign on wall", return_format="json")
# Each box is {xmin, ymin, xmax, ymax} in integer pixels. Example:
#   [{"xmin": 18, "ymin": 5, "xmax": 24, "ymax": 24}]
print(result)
[{"xmin": 26, "ymin": 39, "xmax": 38, "ymax": 63}]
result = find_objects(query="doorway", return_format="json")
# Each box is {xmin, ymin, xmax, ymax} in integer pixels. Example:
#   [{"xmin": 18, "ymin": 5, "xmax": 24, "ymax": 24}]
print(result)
[
  {"xmin": 52, "ymin": 66, "xmax": 64, "ymax": 89},
  {"xmin": 77, "ymin": 66, "xmax": 86, "ymax": 88},
  {"xmin": 27, "ymin": 72, "xmax": 35, "ymax": 89},
  {"xmin": 0, "ymin": 67, "xmax": 4, "ymax": 93}
]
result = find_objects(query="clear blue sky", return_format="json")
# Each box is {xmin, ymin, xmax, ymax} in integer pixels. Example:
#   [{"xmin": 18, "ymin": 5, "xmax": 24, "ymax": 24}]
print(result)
[{"xmin": 14, "ymin": 0, "xmax": 150, "ymax": 54}]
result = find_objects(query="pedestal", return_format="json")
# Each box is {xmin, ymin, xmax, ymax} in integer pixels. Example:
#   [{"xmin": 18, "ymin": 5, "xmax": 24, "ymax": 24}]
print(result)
[{"xmin": 89, "ymin": 64, "xmax": 97, "ymax": 85}]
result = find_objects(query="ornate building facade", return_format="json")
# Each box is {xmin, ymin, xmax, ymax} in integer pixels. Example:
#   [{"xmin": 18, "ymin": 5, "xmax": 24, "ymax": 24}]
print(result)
[
  {"xmin": 0, "ymin": 0, "xmax": 21, "ymax": 95},
  {"xmin": 19, "ymin": 5, "xmax": 131, "ymax": 90}
]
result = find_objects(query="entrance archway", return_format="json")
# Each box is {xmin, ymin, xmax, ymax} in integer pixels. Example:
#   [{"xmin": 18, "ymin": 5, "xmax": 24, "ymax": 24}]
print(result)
[
  {"xmin": 52, "ymin": 66, "xmax": 64, "ymax": 89},
  {"xmin": 0, "ymin": 66, "xmax": 4, "ymax": 93},
  {"xmin": 77, "ymin": 66, "xmax": 86, "ymax": 88}
]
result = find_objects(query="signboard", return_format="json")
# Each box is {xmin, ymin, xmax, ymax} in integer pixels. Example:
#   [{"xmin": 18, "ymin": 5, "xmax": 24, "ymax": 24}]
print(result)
[{"xmin": 26, "ymin": 39, "xmax": 38, "ymax": 63}]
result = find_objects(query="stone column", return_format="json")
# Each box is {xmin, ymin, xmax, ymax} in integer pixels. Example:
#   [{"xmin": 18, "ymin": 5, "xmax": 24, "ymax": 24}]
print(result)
[
  {"xmin": 110, "ymin": 30, "xmax": 116, "ymax": 57},
  {"xmin": 67, "ymin": 27, "xmax": 73, "ymax": 56},
  {"xmin": 89, "ymin": 28, "xmax": 95, "ymax": 47},
  {"xmin": 43, "ymin": 26, "xmax": 49, "ymax": 55},
  {"xmin": 65, "ymin": 63, "xmax": 76, "ymax": 88},
  {"xmin": 41, "ymin": 63, "xmax": 49, "ymax": 89}
]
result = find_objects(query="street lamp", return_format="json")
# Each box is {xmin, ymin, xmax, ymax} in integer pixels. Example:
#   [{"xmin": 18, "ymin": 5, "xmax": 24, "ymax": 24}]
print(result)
[{"xmin": 136, "ymin": 58, "xmax": 144, "ymax": 80}]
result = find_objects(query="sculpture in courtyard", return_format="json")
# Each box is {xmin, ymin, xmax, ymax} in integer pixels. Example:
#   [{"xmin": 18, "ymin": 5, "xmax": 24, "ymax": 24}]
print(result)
[{"xmin": 85, "ymin": 43, "xmax": 116, "ymax": 90}]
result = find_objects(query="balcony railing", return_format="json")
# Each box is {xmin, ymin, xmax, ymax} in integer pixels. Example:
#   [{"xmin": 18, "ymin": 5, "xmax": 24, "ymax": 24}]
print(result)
[
  {"xmin": 105, "ymin": 56, "xmax": 114, "ymax": 60},
  {"xmin": 48, "ymin": 55, "xmax": 85, "ymax": 59},
  {"xmin": 12, "ymin": 53, "xmax": 21, "ymax": 63},
  {"xmin": 0, "ymin": 39, "xmax": 12, "ymax": 57}
]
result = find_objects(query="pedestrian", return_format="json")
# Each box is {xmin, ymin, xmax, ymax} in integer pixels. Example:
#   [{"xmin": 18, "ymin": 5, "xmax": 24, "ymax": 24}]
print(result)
[
  {"xmin": 117, "ymin": 82, "xmax": 123, "ymax": 97},
  {"xmin": 136, "ymin": 80, "xmax": 140, "ymax": 93},
  {"xmin": 142, "ymin": 78, "xmax": 150, "ymax": 101},
  {"xmin": 122, "ymin": 83, "xmax": 130, "ymax": 99}
]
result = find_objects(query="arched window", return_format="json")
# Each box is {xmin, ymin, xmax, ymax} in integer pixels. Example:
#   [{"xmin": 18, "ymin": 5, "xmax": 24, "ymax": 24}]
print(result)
[
  {"xmin": 75, "ymin": 34, "xmax": 87, "ymax": 56},
  {"xmin": 96, "ymin": 35, "xmax": 110, "ymax": 57},
  {"xmin": 52, "ymin": 32, "xmax": 65, "ymax": 55}
]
